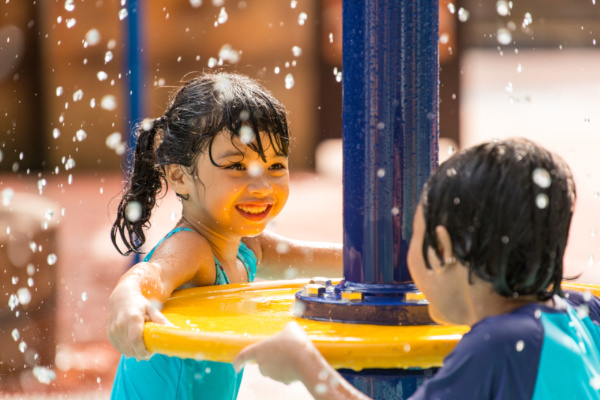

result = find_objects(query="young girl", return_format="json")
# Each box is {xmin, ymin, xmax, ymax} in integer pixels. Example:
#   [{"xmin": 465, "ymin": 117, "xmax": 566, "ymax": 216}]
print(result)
[
  {"xmin": 234, "ymin": 138, "xmax": 600, "ymax": 400},
  {"xmin": 107, "ymin": 72, "xmax": 342, "ymax": 399}
]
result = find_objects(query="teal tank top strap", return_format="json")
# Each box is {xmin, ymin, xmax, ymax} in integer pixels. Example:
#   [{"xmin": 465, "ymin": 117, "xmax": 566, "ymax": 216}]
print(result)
[
  {"xmin": 143, "ymin": 227, "xmax": 195, "ymax": 262},
  {"xmin": 213, "ymin": 241, "xmax": 257, "ymax": 285}
]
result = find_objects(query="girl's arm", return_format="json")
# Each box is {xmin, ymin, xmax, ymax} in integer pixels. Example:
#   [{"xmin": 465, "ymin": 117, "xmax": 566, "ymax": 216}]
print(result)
[
  {"xmin": 107, "ymin": 231, "xmax": 215, "ymax": 359},
  {"xmin": 233, "ymin": 322, "xmax": 371, "ymax": 400},
  {"xmin": 244, "ymin": 231, "xmax": 343, "ymax": 280}
]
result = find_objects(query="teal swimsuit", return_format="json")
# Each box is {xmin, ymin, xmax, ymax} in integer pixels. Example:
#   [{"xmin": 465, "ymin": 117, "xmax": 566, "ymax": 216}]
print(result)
[{"xmin": 111, "ymin": 227, "xmax": 257, "ymax": 400}]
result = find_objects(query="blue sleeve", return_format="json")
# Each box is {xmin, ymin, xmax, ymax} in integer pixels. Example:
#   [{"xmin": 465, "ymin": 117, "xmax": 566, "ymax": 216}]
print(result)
[{"xmin": 409, "ymin": 312, "xmax": 542, "ymax": 400}]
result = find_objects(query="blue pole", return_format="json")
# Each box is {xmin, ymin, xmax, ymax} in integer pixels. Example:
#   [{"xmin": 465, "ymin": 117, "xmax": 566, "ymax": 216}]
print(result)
[
  {"xmin": 342, "ymin": 0, "xmax": 439, "ymax": 285},
  {"xmin": 124, "ymin": 0, "xmax": 145, "ymax": 265}
]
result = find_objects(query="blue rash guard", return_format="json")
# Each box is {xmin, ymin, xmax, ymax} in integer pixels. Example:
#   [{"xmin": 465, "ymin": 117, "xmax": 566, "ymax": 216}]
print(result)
[
  {"xmin": 111, "ymin": 227, "xmax": 257, "ymax": 400},
  {"xmin": 410, "ymin": 291, "xmax": 600, "ymax": 400}
]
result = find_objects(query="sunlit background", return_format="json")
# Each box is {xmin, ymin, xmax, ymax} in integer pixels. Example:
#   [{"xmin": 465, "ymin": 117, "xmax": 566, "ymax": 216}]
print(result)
[{"xmin": 0, "ymin": 0, "xmax": 599, "ymax": 398}]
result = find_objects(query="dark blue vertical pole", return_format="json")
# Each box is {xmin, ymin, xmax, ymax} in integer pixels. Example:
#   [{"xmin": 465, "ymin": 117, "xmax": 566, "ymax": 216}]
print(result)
[
  {"xmin": 124, "ymin": 0, "xmax": 145, "ymax": 265},
  {"xmin": 342, "ymin": 0, "xmax": 439, "ymax": 285}
]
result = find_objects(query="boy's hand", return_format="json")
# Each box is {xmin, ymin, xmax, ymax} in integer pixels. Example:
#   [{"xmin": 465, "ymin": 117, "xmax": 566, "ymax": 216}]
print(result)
[
  {"xmin": 106, "ymin": 280, "xmax": 172, "ymax": 360},
  {"xmin": 233, "ymin": 321, "xmax": 312, "ymax": 384}
]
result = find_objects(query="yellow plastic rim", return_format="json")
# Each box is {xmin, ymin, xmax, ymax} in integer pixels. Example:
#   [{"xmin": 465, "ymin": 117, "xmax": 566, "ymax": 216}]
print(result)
[{"xmin": 144, "ymin": 280, "xmax": 597, "ymax": 370}]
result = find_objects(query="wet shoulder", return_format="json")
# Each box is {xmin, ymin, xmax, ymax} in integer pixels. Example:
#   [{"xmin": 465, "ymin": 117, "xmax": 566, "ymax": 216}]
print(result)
[{"xmin": 564, "ymin": 290, "xmax": 600, "ymax": 324}]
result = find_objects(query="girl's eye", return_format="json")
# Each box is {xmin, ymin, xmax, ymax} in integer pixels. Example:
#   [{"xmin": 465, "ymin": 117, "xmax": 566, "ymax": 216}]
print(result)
[
  {"xmin": 269, "ymin": 163, "xmax": 287, "ymax": 171},
  {"xmin": 225, "ymin": 163, "xmax": 245, "ymax": 171}
]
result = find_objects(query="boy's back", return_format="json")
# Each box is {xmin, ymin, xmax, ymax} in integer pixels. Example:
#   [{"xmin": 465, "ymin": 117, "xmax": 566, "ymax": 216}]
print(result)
[{"xmin": 411, "ymin": 291, "xmax": 600, "ymax": 400}]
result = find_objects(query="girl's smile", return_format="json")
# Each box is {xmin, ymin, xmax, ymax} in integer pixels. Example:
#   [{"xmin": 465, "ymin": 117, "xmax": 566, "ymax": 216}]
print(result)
[{"xmin": 235, "ymin": 203, "xmax": 273, "ymax": 221}]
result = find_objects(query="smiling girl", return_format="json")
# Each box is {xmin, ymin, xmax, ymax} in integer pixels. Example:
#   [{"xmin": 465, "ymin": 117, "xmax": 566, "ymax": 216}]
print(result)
[{"xmin": 107, "ymin": 72, "xmax": 342, "ymax": 399}]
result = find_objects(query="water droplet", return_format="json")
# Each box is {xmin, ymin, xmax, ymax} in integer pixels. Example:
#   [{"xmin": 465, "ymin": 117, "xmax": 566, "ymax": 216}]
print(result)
[
  {"xmin": 47, "ymin": 254, "xmax": 58, "ymax": 265},
  {"xmin": 590, "ymin": 376, "xmax": 600, "ymax": 390},
  {"xmin": 274, "ymin": 66, "xmax": 280, "ymax": 74},
  {"xmin": 501, "ymin": 235, "xmax": 509, "ymax": 244},
  {"xmin": 66, "ymin": 18, "xmax": 76, "ymax": 28},
  {"xmin": 535, "ymin": 193, "xmax": 549, "ymax": 209},
  {"xmin": 65, "ymin": 157, "xmax": 76, "ymax": 170},
  {"xmin": 335, "ymin": 71, "xmax": 342, "ymax": 82},
  {"xmin": 217, "ymin": 7, "xmax": 228, "ymax": 24},
  {"xmin": 589, "ymin": 254, "xmax": 595, "ymax": 267},
  {"xmin": 81, "ymin": 292, "xmax": 88, "ymax": 301},
  {"xmin": 247, "ymin": 161, "xmax": 263, "ymax": 177},
  {"xmin": 515, "ymin": 340, "xmax": 524, "ymax": 351},
  {"xmin": 522, "ymin": 12, "xmax": 533, "ymax": 28},
  {"xmin": 190, "ymin": 0, "xmax": 202, "ymax": 7},
  {"xmin": 377, "ymin": 168, "xmax": 385, "ymax": 178},
  {"xmin": 532, "ymin": 168, "xmax": 551, "ymax": 188},
  {"xmin": 298, "ymin": 12, "xmax": 307, "ymax": 25},
  {"xmin": 218, "ymin": 44, "xmax": 240, "ymax": 63},
  {"xmin": 65, "ymin": 0, "xmax": 75, "ymax": 11},
  {"xmin": 292, "ymin": 46, "xmax": 302, "ymax": 57},
  {"xmin": 85, "ymin": 28, "xmax": 101, "ymax": 46},
  {"xmin": 37, "ymin": 179, "xmax": 47, "ymax": 194},
  {"xmin": 97, "ymin": 71, "xmax": 108, "ymax": 81},
  {"xmin": 391, "ymin": 207, "xmax": 399, "ymax": 216},
  {"xmin": 125, "ymin": 201, "xmax": 142, "ymax": 222},
  {"xmin": 534, "ymin": 309, "xmax": 542, "ymax": 318},
  {"xmin": 285, "ymin": 73, "xmax": 295, "ymax": 89},
  {"xmin": 447, "ymin": 3, "xmax": 456, "ymax": 14},
  {"xmin": 33, "ymin": 366, "xmax": 56, "ymax": 385},
  {"xmin": 2, "ymin": 188, "xmax": 14, "ymax": 206},
  {"xmin": 290, "ymin": 0, "xmax": 297, "ymax": 8},
  {"xmin": 496, "ymin": 0, "xmax": 509, "ymax": 16},
  {"xmin": 505, "ymin": 82, "xmax": 514, "ymax": 92},
  {"xmin": 12, "ymin": 276, "xmax": 18, "ymax": 285},
  {"xmin": 101, "ymin": 95, "xmax": 117, "ymax": 110},
  {"xmin": 28, "ymin": 277, "xmax": 34, "ymax": 287},
  {"xmin": 17, "ymin": 288, "xmax": 31, "ymax": 305},
  {"xmin": 207, "ymin": 57, "xmax": 218, "ymax": 68},
  {"xmin": 56, "ymin": 86, "xmax": 64, "ymax": 97},
  {"xmin": 8, "ymin": 294, "xmax": 19, "ymax": 310},
  {"xmin": 75, "ymin": 129, "xmax": 87, "ymax": 142},
  {"xmin": 239, "ymin": 126, "xmax": 254, "ymax": 144},
  {"xmin": 276, "ymin": 241, "xmax": 290, "ymax": 254},
  {"xmin": 11, "ymin": 329, "xmax": 19, "ymax": 341},
  {"xmin": 118, "ymin": 8, "xmax": 128, "ymax": 20},
  {"xmin": 19, "ymin": 341, "xmax": 27, "ymax": 353},
  {"xmin": 403, "ymin": 344, "xmax": 411, "ymax": 352},
  {"xmin": 376, "ymin": 122, "xmax": 385, "ymax": 130},
  {"xmin": 446, "ymin": 168, "xmax": 457, "ymax": 177},
  {"xmin": 68, "ymin": 174, "xmax": 73, "ymax": 185},
  {"xmin": 497, "ymin": 28, "xmax": 512, "ymax": 45},
  {"xmin": 457, "ymin": 7, "xmax": 470, "ymax": 22},
  {"xmin": 584, "ymin": 291, "xmax": 593, "ymax": 302},
  {"xmin": 516, "ymin": 63, "xmax": 522, "ymax": 73},
  {"xmin": 577, "ymin": 304, "xmax": 590, "ymax": 318},
  {"xmin": 212, "ymin": 0, "xmax": 224, "ymax": 5},
  {"xmin": 104, "ymin": 50, "xmax": 113, "ymax": 63},
  {"xmin": 592, "ymin": 229, "xmax": 597, "ymax": 238},
  {"xmin": 314, "ymin": 383, "xmax": 328, "ymax": 395},
  {"xmin": 170, "ymin": 211, "xmax": 177, "ymax": 221},
  {"xmin": 329, "ymin": 33, "xmax": 333, "ymax": 43},
  {"xmin": 293, "ymin": 300, "xmax": 306, "ymax": 316}
]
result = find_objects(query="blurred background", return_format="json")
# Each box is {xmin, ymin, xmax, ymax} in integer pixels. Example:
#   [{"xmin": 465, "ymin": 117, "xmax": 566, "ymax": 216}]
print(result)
[{"xmin": 0, "ymin": 0, "xmax": 599, "ymax": 398}]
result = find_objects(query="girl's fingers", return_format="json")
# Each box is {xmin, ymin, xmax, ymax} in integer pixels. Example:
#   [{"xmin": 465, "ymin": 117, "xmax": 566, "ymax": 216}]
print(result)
[
  {"xmin": 233, "ymin": 345, "xmax": 256, "ymax": 372},
  {"xmin": 146, "ymin": 304, "xmax": 174, "ymax": 326}
]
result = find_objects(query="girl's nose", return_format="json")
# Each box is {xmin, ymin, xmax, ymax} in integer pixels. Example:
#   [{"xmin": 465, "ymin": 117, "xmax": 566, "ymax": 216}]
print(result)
[{"xmin": 248, "ymin": 174, "xmax": 274, "ymax": 195}]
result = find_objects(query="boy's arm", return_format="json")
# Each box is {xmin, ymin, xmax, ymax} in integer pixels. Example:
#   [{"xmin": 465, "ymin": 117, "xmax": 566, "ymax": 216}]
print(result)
[
  {"xmin": 233, "ymin": 322, "xmax": 371, "ymax": 400},
  {"xmin": 107, "ymin": 232, "xmax": 214, "ymax": 359},
  {"xmin": 244, "ymin": 231, "xmax": 343, "ymax": 280}
]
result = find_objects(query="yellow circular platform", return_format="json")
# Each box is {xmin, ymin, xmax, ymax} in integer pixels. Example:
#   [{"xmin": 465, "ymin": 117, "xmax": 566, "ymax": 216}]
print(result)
[{"xmin": 144, "ymin": 280, "xmax": 598, "ymax": 371}]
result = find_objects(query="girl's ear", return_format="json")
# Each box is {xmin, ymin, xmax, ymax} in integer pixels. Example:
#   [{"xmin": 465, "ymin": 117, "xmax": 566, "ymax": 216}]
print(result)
[
  {"xmin": 432, "ymin": 225, "xmax": 456, "ymax": 272},
  {"xmin": 165, "ymin": 164, "xmax": 190, "ymax": 196}
]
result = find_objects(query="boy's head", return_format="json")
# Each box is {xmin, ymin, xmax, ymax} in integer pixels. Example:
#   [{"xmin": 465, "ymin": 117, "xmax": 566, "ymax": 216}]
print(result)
[{"xmin": 420, "ymin": 138, "xmax": 576, "ymax": 300}]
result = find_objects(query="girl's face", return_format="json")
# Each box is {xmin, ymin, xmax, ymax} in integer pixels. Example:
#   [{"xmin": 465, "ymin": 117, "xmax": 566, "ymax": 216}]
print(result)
[
  {"xmin": 183, "ymin": 131, "xmax": 289, "ymax": 237},
  {"xmin": 407, "ymin": 204, "xmax": 468, "ymax": 325}
]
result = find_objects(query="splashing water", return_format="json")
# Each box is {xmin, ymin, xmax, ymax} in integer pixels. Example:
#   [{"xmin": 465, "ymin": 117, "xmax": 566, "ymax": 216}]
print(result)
[
  {"xmin": 276, "ymin": 241, "xmax": 290, "ymax": 254},
  {"xmin": 377, "ymin": 168, "xmax": 385, "ymax": 178},
  {"xmin": 8, "ymin": 294, "xmax": 19, "ymax": 310},
  {"xmin": 105, "ymin": 50, "xmax": 114, "ymax": 63},
  {"xmin": 292, "ymin": 46, "xmax": 302, "ymax": 57},
  {"xmin": 515, "ymin": 340, "xmax": 525, "ymax": 352},
  {"xmin": 447, "ymin": 3, "xmax": 456, "ymax": 14},
  {"xmin": 522, "ymin": 12, "xmax": 533, "ymax": 28},
  {"xmin": 97, "ymin": 71, "xmax": 108, "ymax": 81},
  {"xmin": 33, "ymin": 366, "xmax": 56, "ymax": 385},
  {"xmin": 53, "ymin": 128, "xmax": 61, "ymax": 139},
  {"xmin": 142, "ymin": 118, "xmax": 154, "ymax": 131},
  {"xmin": 497, "ymin": 28, "xmax": 512, "ymax": 45},
  {"xmin": 65, "ymin": 0, "xmax": 75, "ymax": 12},
  {"xmin": 18, "ymin": 341, "xmax": 27, "ymax": 353},
  {"xmin": 457, "ymin": 7, "xmax": 470, "ymax": 22},
  {"xmin": 17, "ymin": 288, "xmax": 31, "ymax": 305},
  {"xmin": 208, "ymin": 57, "xmax": 218, "ymax": 68},
  {"xmin": 75, "ymin": 129, "xmax": 87, "ymax": 142},
  {"xmin": 56, "ymin": 86, "xmax": 64, "ymax": 96},
  {"xmin": 190, "ymin": 0, "xmax": 202, "ymax": 7},
  {"xmin": 38, "ymin": 179, "xmax": 47, "ymax": 195},
  {"xmin": 101, "ymin": 95, "xmax": 117, "ymax": 110},
  {"xmin": 290, "ymin": 0, "xmax": 297, "ymax": 8},
  {"xmin": 589, "ymin": 254, "xmax": 595, "ymax": 267},
  {"xmin": 285, "ymin": 73, "xmax": 295, "ymax": 89},
  {"xmin": 298, "ymin": 12, "xmax": 307, "ymax": 25},
  {"xmin": 65, "ymin": 157, "xmax": 76, "ymax": 170},
  {"xmin": 247, "ymin": 161, "xmax": 264, "ymax": 177},
  {"xmin": 239, "ymin": 126, "xmax": 254, "ymax": 144},
  {"xmin": 85, "ymin": 29, "xmax": 101, "ymax": 46},
  {"xmin": 82, "ymin": 292, "xmax": 88, "ymax": 301},
  {"xmin": 535, "ymin": 193, "xmax": 549, "ymax": 209},
  {"xmin": 125, "ymin": 201, "xmax": 142, "ymax": 222},
  {"xmin": 218, "ymin": 44, "xmax": 240, "ymax": 63},
  {"xmin": 274, "ymin": 66, "xmax": 280, "ymax": 74},
  {"xmin": 217, "ymin": 7, "xmax": 228, "ymax": 24},
  {"xmin": 47, "ymin": 254, "xmax": 58, "ymax": 266},
  {"xmin": 11, "ymin": 329, "xmax": 19, "ymax": 341},
  {"xmin": 496, "ymin": 0, "xmax": 509, "ymax": 16},
  {"xmin": 118, "ymin": 8, "xmax": 128, "ymax": 20},
  {"xmin": 532, "ymin": 168, "xmax": 551, "ymax": 188},
  {"xmin": 505, "ymin": 82, "xmax": 514, "ymax": 92},
  {"xmin": 391, "ymin": 207, "xmax": 399, "ymax": 216},
  {"xmin": 66, "ymin": 18, "xmax": 76, "ymax": 28},
  {"xmin": 2, "ymin": 188, "xmax": 14, "ymax": 206}
]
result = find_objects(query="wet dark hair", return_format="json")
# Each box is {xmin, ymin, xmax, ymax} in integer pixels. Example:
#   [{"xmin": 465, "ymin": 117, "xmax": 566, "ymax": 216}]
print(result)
[
  {"xmin": 421, "ymin": 138, "xmax": 576, "ymax": 300},
  {"xmin": 111, "ymin": 72, "xmax": 290, "ymax": 255}
]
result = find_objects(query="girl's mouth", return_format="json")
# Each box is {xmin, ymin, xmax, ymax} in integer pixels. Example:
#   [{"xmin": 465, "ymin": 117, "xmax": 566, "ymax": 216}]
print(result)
[{"xmin": 235, "ymin": 204, "xmax": 273, "ymax": 221}]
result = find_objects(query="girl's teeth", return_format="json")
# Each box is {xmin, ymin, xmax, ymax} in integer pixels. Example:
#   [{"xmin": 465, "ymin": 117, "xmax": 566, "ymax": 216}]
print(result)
[{"xmin": 238, "ymin": 205, "xmax": 268, "ymax": 214}]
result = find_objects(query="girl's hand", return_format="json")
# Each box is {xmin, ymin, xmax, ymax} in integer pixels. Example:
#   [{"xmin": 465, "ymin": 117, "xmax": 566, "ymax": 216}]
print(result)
[{"xmin": 106, "ymin": 280, "xmax": 173, "ymax": 360}]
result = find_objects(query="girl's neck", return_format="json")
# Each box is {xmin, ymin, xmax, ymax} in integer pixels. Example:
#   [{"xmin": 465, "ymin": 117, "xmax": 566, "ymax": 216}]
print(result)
[{"xmin": 177, "ymin": 215, "xmax": 241, "ymax": 264}]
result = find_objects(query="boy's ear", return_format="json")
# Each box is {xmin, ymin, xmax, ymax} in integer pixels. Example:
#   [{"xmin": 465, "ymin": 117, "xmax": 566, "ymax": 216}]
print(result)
[
  {"xmin": 434, "ymin": 225, "xmax": 456, "ymax": 269},
  {"xmin": 164, "ymin": 164, "xmax": 190, "ymax": 196}
]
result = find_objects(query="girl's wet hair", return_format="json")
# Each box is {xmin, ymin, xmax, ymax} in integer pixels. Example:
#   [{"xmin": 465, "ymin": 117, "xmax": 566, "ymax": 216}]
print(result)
[
  {"xmin": 421, "ymin": 138, "xmax": 576, "ymax": 300},
  {"xmin": 111, "ymin": 72, "xmax": 290, "ymax": 255}
]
